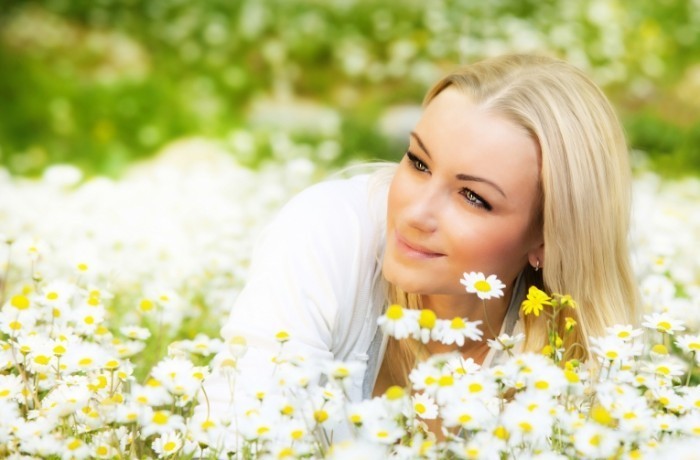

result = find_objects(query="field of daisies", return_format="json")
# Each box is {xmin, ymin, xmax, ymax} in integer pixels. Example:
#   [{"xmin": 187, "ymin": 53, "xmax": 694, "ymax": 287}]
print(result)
[
  {"xmin": 2, "ymin": 142, "xmax": 700, "ymax": 459},
  {"xmin": 3, "ymin": 1, "xmax": 700, "ymax": 459}
]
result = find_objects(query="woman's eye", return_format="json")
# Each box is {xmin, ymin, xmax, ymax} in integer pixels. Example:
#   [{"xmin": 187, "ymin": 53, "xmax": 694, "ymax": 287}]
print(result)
[
  {"xmin": 461, "ymin": 188, "xmax": 492, "ymax": 211},
  {"xmin": 406, "ymin": 151, "xmax": 428, "ymax": 172}
]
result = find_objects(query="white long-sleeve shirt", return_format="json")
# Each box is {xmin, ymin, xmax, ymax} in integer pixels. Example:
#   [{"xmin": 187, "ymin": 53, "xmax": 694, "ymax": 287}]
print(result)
[{"xmin": 204, "ymin": 171, "xmax": 523, "ymax": 413}]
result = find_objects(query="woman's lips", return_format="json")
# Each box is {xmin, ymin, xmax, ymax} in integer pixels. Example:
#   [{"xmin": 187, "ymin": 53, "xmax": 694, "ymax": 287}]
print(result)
[{"xmin": 395, "ymin": 231, "xmax": 444, "ymax": 259}]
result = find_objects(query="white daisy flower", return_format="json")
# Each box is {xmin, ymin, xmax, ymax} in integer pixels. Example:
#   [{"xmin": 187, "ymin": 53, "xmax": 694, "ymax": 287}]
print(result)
[
  {"xmin": 346, "ymin": 398, "xmax": 386, "ymax": 428},
  {"xmin": 440, "ymin": 398, "xmax": 491, "ymax": 431},
  {"xmin": 361, "ymin": 418, "xmax": 405, "ymax": 445},
  {"xmin": 460, "ymin": 272, "xmax": 506, "ymax": 300},
  {"xmin": 487, "ymin": 332, "xmax": 525, "ymax": 352},
  {"xmin": 675, "ymin": 334, "xmax": 700, "ymax": 357},
  {"xmin": 377, "ymin": 304, "xmax": 419, "ymax": 340},
  {"xmin": 605, "ymin": 324, "xmax": 644, "ymax": 341},
  {"xmin": 433, "ymin": 317, "xmax": 483, "ymax": 347},
  {"xmin": 589, "ymin": 336, "xmax": 641, "ymax": 364},
  {"xmin": 642, "ymin": 312, "xmax": 686, "ymax": 335},
  {"xmin": 139, "ymin": 408, "xmax": 186, "ymax": 437},
  {"xmin": 119, "ymin": 325, "xmax": 151, "ymax": 341},
  {"xmin": 411, "ymin": 392, "xmax": 438, "ymax": 420},
  {"xmin": 151, "ymin": 431, "xmax": 183, "ymax": 458},
  {"xmin": 572, "ymin": 423, "xmax": 621, "ymax": 459}
]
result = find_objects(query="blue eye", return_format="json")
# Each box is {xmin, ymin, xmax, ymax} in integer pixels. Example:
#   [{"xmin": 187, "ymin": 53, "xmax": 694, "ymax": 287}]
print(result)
[{"xmin": 406, "ymin": 151, "xmax": 428, "ymax": 172}]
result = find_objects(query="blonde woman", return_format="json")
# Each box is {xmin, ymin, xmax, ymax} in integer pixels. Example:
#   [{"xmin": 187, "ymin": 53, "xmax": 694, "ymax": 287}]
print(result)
[{"xmin": 205, "ymin": 54, "xmax": 639, "ymax": 409}]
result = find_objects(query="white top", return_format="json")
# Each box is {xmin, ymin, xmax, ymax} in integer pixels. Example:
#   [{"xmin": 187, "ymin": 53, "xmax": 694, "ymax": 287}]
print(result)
[{"xmin": 204, "ymin": 171, "xmax": 524, "ymax": 412}]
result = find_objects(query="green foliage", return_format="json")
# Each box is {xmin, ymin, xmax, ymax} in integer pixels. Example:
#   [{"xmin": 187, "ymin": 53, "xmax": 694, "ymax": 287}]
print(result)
[{"xmin": 1, "ymin": 0, "xmax": 699, "ymax": 177}]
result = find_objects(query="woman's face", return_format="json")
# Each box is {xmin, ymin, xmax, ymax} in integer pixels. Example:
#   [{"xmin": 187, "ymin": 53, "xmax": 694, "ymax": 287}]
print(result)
[{"xmin": 382, "ymin": 87, "xmax": 543, "ymax": 300}]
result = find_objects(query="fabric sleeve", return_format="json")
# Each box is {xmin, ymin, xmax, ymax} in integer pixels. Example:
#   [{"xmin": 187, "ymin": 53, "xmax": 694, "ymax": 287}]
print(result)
[{"xmin": 202, "ymin": 178, "xmax": 368, "ymax": 414}]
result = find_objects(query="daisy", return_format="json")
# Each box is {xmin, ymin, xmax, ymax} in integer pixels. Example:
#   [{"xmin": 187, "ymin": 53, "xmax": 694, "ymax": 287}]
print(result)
[
  {"xmin": 487, "ymin": 332, "xmax": 525, "ymax": 352},
  {"xmin": 411, "ymin": 392, "xmax": 438, "ymax": 420},
  {"xmin": 675, "ymin": 334, "xmax": 700, "ymax": 357},
  {"xmin": 642, "ymin": 312, "xmax": 686, "ymax": 335},
  {"xmin": 361, "ymin": 418, "xmax": 405, "ymax": 445},
  {"xmin": 605, "ymin": 324, "xmax": 644, "ymax": 341},
  {"xmin": 151, "ymin": 431, "xmax": 183, "ymax": 458},
  {"xmin": 440, "ymin": 398, "xmax": 491, "ymax": 431},
  {"xmin": 413, "ymin": 308, "xmax": 438, "ymax": 343},
  {"xmin": 139, "ymin": 408, "xmax": 186, "ymax": 437},
  {"xmin": 433, "ymin": 317, "xmax": 483, "ymax": 347},
  {"xmin": 346, "ymin": 398, "xmax": 386, "ymax": 428},
  {"xmin": 572, "ymin": 423, "xmax": 622, "ymax": 459},
  {"xmin": 460, "ymin": 272, "xmax": 505, "ymax": 300},
  {"xmin": 119, "ymin": 325, "xmax": 151, "ymax": 341},
  {"xmin": 502, "ymin": 401, "xmax": 552, "ymax": 448},
  {"xmin": 377, "ymin": 304, "xmax": 419, "ymax": 340},
  {"xmin": 589, "ymin": 336, "xmax": 639, "ymax": 364}
]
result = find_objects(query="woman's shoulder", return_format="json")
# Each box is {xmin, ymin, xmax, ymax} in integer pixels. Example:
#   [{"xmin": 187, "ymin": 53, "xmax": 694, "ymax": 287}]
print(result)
[{"xmin": 275, "ymin": 166, "xmax": 393, "ymax": 235}]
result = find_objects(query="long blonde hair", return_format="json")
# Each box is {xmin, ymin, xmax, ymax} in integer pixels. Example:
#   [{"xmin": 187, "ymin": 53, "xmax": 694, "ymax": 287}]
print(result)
[{"xmin": 381, "ymin": 54, "xmax": 639, "ymax": 386}]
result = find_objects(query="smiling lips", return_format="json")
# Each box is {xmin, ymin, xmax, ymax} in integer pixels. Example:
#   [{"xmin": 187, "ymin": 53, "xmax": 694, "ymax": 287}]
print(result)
[{"xmin": 395, "ymin": 231, "xmax": 444, "ymax": 259}]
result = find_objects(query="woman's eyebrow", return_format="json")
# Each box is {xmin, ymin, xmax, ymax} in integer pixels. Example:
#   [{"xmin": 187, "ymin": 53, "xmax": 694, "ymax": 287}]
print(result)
[
  {"xmin": 410, "ymin": 131, "xmax": 432, "ymax": 158},
  {"xmin": 456, "ymin": 173, "xmax": 507, "ymax": 198},
  {"xmin": 410, "ymin": 131, "xmax": 507, "ymax": 199}
]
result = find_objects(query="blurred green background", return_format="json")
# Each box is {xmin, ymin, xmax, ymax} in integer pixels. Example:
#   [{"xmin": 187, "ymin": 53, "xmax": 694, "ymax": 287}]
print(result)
[{"xmin": 1, "ymin": 0, "xmax": 699, "ymax": 178}]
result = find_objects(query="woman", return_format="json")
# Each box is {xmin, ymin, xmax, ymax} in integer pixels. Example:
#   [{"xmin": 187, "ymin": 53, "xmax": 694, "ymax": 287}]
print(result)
[{"xmin": 206, "ymin": 54, "xmax": 639, "ymax": 409}]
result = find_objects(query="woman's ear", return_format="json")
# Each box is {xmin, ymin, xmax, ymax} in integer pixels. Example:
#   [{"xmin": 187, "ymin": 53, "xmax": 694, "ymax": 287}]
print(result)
[{"xmin": 528, "ymin": 243, "xmax": 545, "ymax": 271}]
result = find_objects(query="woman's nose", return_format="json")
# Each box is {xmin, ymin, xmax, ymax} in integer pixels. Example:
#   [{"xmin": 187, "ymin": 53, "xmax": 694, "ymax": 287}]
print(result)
[{"xmin": 404, "ymin": 184, "xmax": 440, "ymax": 233}]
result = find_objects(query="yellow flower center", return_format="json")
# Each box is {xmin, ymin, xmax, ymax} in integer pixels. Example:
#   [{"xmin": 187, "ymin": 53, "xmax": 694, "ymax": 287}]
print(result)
[
  {"xmin": 386, "ymin": 304, "xmax": 404, "ymax": 320},
  {"xmin": 385, "ymin": 385, "xmax": 405, "ymax": 400},
  {"xmin": 10, "ymin": 295, "xmax": 30, "ymax": 310},
  {"xmin": 474, "ymin": 280, "xmax": 491, "ymax": 292},
  {"xmin": 519, "ymin": 421, "xmax": 533, "ymax": 433},
  {"xmin": 493, "ymin": 426, "xmax": 509, "ymax": 440},
  {"xmin": 415, "ymin": 403, "xmax": 426, "ymax": 414},
  {"xmin": 139, "ymin": 299, "xmax": 154, "ymax": 311},
  {"xmin": 450, "ymin": 317, "xmax": 465, "ymax": 329},
  {"xmin": 68, "ymin": 439, "xmax": 82, "ymax": 450},
  {"xmin": 164, "ymin": 441, "xmax": 177, "ymax": 452},
  {"xmin": 564, "ymin": 370, "xmax": 580, "ymax": 383},
  {"xmin": 418, "ymin": 309, "xmax": 436, "ymax": 329},
  {"xmin": 152, "ymin": 411, "xmax": 169, "ymax": 425},
  {"xmin": 657, "ymin": 321, "xmax": 672, "ymax": 332},
  {"xmin": 468, "ymin": 382, "xmax": 483, "ymax": 393},
  {"xmin": 34, "ymin": 355, "xmax": 50, "ymax": 365},
  {"xmin": 46, "ymin": 292, "xmax": 59, "ymax": 300},
  {"xmin": 534, "ymin": 380, "xmax": 549, "ymax": 390}
]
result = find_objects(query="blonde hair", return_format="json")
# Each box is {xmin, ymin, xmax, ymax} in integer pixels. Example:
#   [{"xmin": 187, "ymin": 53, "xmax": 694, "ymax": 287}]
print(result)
[{"xmin": 381, "ymin": 54, "xmax": 639, "ymax": 386}]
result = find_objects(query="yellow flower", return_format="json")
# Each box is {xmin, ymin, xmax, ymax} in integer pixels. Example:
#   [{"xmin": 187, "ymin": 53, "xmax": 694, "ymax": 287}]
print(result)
[{"xmin": 520, "ymin": 286, "xmax": 552, "ymax": 317}]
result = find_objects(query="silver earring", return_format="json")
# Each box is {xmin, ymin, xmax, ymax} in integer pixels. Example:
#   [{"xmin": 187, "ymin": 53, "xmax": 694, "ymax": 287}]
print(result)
[{"xmin": 534, "ymin": 260, "xmax": 540, "ymax": 272}]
